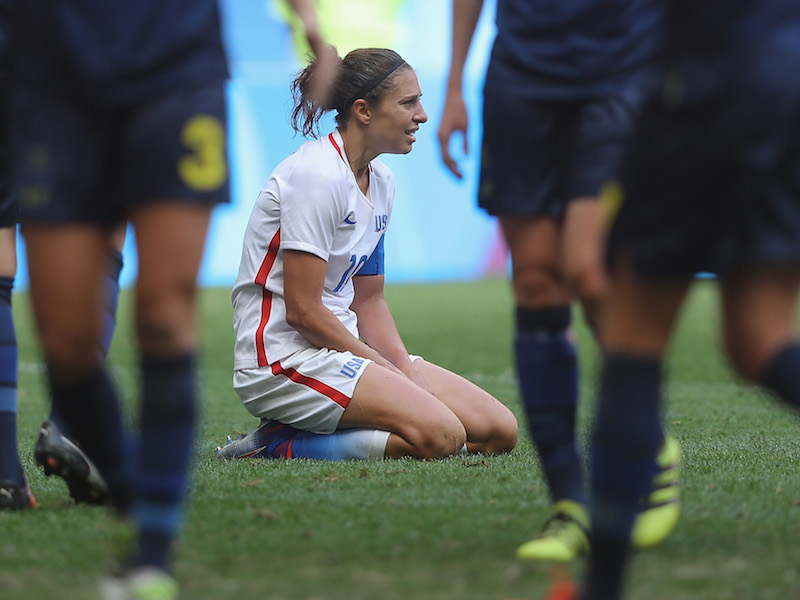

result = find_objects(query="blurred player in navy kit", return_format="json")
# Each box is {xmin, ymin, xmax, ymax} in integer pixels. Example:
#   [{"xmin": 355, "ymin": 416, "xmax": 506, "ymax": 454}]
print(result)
[
  {"xmin": 0, "ymin": 0, "xmax": 122, "ymax": 510},
  {"xmin": 577, "ymin": 1, "xmax": 800, "ymax": 598},
  {"xmin": 0, "ymin": 0, "xmax": 31, "ymax": 507},
  {"xmin": 2, "ymin": 0, "xmax": 336, "ymax": 513},
  {"xmin": 438, "ymin": 0, "xmax": 677, "ymax": 562},
  {"xmin": 5, "ymin": 0, "xmax": 334, "ymax": 598},
  {"xmin": 5, "ymin": 0, "xmax": 333, "ymax": 597},
  {"xmin": 8, "ymin": 0, "xmax": 229, "ymax": 595}
]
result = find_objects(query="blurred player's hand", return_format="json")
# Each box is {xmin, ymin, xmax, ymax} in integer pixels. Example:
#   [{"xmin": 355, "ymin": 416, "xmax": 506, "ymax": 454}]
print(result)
[{"xmin": 437, "ymin": 89, "xmax": 469, "ymax": 179}]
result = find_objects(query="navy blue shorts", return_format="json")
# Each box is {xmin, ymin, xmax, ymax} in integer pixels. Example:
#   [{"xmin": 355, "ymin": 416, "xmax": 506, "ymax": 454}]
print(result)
[
  {"xmin": 609, "ymin": 78, "xmax": 800, "ymax": 278},
  {"xmin": 0, "ymin": 179, "xmax": 13, "ymax": 227},
  {"xmin": 0, "ymin": 87, "xmax": 15, "ymax": 228},
  {"xmin": 12, "ymin": 82, "xmax": 229, "ymax": 226},
  {"xmin": 479, "ymin": 77, "xmax": 643, "ymax": 219}
]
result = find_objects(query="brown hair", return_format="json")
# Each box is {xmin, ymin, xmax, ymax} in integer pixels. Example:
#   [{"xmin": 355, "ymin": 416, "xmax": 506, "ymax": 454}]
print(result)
[{"xmin": 291, "ymin": 47, "xmax": 411, "ymax": 138}]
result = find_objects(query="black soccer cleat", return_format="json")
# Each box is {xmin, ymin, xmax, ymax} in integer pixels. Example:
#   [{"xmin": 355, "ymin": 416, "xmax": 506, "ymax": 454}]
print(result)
[
  {"xmin": 0, "ymin": 478, "xmax": 36, "ymax": 510},
  {"xmin": 34, "ymin": 420, "xmax": 109, "ymax": 505}
]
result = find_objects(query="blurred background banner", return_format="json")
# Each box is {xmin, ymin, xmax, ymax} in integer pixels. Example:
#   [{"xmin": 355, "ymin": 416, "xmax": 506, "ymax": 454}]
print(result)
[{"xmin": 14, "ymin": 0, "xmax": 505, "ymax": 289}]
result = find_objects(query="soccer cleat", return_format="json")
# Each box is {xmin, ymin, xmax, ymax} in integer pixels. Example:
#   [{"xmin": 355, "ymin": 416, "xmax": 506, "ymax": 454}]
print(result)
[
  {"xmin": 34, "ymin": 420, "xmax": 108, "ymax": 505},
  {"xmin": 631, "ymin": 434, "xmax": 681, "ymax": 549},
  {"xmin": 217, "ymin": 419, "xmax": 295, "ymax": 459},
  {"xmin": 127, "ymin": 568, "xmax": 179, "ymax": 600},
  {"xmin": 517, "ymin": 499, "xmax": 590, "ymax": 562},
  {"xmin": 101, "ymin": 567, "xmax": 179, "ymax": 600},
  {"xmin": 0, "ymin": 478, "xmax": 36, "ymax": 510}
]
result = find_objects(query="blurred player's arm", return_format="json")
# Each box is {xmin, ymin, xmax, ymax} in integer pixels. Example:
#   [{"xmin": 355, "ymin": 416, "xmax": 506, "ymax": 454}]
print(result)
[
  {"xmin": 284, "ymin": 0, "xmax": 324, "ymax": 56},
  {"xmin": 438, "ymin": 0, "xmax": 484, "ymax": 179},
  {"xmin": 284, "ymin": 0, "xmax": 339, "ymax": 106},
  {"xmin": 351, "ymin": 274, "xmax": 433, "ymax": 394}
]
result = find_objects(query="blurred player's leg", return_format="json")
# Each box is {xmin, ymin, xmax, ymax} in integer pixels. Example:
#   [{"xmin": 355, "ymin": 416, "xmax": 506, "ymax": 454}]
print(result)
[
  {"xmin": 0, "ymin": 233, "xmax": 35, "ymax": 509},
  {"xmin": 563, "ymin": 198, "xmax": 682, "ymax": 551},
  {"xmin": 35, "ymin": 231, "xmax": 125, "ymax": 505},
  {"xmin": 23, "ymin": 225, "xmax": 132, "ymax": 512},
  {"xmin": 561, "ymin": 199, "xmax": 608, "ymax": 329},
  {"xmin": 722, "ymin": 265, "xmax": 800, "ymax": 407},
  {"xmin": 501, "ymin": 217, "xmax": 588, "ymax": 561},
  {"xmin": 128, "ymin": 203, "xmax": 210, "ymax": 576},
  {"xmin": 584, "ymin": 260, "xmax": 689, "ymax": 599}
]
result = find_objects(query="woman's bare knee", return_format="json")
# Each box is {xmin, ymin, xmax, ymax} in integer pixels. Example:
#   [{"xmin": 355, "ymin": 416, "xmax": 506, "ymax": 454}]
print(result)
[
  {"xmin": 466, "ymin": 408, "xmax": 518, "ymax": 455},
  {"xmin": 135, "ymin": 287, "xmax": 198, "ymax": 354},
  {"xmin": 388, "ymin": 418, "xmax": 467, "ymax": 459}
]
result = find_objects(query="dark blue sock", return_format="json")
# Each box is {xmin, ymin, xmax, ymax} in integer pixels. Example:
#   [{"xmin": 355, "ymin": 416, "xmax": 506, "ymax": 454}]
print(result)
[
  {"xmin": 46, "ymin": 365, "xmax": 130, "ymax": 510},
  {"xmin": 132, "ymin": 354, "xmax": 198, "ymax": 572},
  {"xmin": 585, "ymin": 353, "xmax": 663, "ymax": 600},
  {"xmin": 515, "ymin": 306, "xmax": 585, "ymax": 503},
  {"xmin": 760, "ymin": 343, "xmax": 800, "ymax": 410},
  {"xmin": 0, "ymin": 276, "xmax": 24, "ymax": 486},
  {"xmin": 49, "ymin": 248, "xmax": 123, "ymax": 435}
]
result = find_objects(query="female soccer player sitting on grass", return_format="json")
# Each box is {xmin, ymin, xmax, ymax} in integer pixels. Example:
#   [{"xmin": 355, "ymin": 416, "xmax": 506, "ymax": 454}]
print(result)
[{"xmin": 218, "ymin": 47, "xmax": 518, "ymax": 461}]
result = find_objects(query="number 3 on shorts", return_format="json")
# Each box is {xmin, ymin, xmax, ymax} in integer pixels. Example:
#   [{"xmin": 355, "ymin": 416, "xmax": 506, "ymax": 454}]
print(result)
[{"xmin": 178, "ymin": 114, "xmax": 228, "ymax": 192}]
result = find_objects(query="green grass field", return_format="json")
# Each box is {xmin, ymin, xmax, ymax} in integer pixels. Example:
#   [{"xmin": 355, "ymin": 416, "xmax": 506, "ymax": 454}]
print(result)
[{"xmin": 3, "ymin": 278, "xmax": 800, "ymax": 599}]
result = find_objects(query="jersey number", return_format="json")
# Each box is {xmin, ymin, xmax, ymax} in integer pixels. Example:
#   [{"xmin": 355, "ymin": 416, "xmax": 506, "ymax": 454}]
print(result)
[
  {"xmin": 333, "ymin": 254, "xmax": 368, "ymax": 293},
  {"xmin": 178, "ymin": 115, "xmax": 228, "ymax": 192}
]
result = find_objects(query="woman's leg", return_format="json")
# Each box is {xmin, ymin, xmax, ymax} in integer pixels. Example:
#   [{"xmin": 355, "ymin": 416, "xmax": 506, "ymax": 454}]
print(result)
[
  {"xmin": 0, "ymin": 226, "xmax": 31, "ymax": 508},
  {"xmin": 23, "ymin": 224, "xmax": 130, "ymax": 508},
  {"xmin": 721, "ymin": 265, "xmax": 800, "ymax": 380},
  {"xmin": 502, "ymin": 215, "xmax": 586, "ymax": 505},
  {"xmin": 411, "ymin": 359, "xmax": 518, "ymax": 454},
  {"xmin": 340, "ymin": 361, "xmax": 468, "ymax": 459},
  {"xmin": 586, "ymin": 256, "xmax": 690, "ymax": 598},
  {"xmin": 128, "ymin": 202, "xmax": 211, "ymax": 571}
]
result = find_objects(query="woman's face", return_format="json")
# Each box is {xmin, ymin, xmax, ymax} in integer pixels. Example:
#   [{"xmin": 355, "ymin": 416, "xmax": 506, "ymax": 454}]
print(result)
[{"xmin": 367, "ymin": 68, "xmax": 428, "ymax": 155}]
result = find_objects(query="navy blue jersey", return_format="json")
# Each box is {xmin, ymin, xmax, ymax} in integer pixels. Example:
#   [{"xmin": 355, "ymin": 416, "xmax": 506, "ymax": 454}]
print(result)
[
  {"xmin": 657, "ymin": 1, "xmax": 800, "ymax": 106},
  {"xmin": 665, "ymin": 0, "xmax": 800, "ymax": 53},
  {"xmin": 607, "ymin": 0, "xmax": 800, "ymax": 277},
  {"xmin": 0, "ymin": 0, "xmax": 8, "ymax": 68},
  {"xmin": 8, "ymin": 0, "xmax": 228, "ymax": 104},
  {"xmin": 490, "ymin": 0, "xmax": 665, "ymax": 99}
]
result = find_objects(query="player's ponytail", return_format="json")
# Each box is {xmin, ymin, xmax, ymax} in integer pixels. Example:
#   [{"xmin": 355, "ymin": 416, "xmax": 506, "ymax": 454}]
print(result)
[{"xmin": 290, "ymin": 47, "xmax": 410, "ymax": 138}]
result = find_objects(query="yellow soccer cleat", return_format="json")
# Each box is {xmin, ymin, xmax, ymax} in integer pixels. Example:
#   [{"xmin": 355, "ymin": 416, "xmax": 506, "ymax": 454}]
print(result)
[
  {"xmin": 631, "ymin": 434, "xmax": 681, "ymax": 550},
  {"xmin": 517, "ymin": 499, "xmax": 590, "ymax": 562}
]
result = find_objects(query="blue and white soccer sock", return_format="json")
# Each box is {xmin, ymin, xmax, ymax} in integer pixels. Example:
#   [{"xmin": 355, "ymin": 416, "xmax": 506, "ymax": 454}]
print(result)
[
  {"xmin": 760, "ymin": 343, "xmax": 800, "ymax": 410},
  {"xmin": 230, "ymin": 420, "xmax": 390, "ymax": 460},
  {"xmin": 585, "ymin": 353, "xmax": 663, "ymax": 600},
  {"xmin": 0, "ymin": 276, "xmax": 24, "ymax": 487},
  {"xmin": 290, "ymin": 427, "xmax": 390, "ymax": 460},
  {"xmin": 132, "ymin": 354, "xmax": 198, "ymax": 572},
  {"xmin": 515, "ymin": 305, "xmax": 585, "ymax": 504}
]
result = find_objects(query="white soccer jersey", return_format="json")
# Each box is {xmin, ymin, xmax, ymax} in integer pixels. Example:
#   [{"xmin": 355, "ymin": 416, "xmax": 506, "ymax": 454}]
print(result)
[{"xmin": 232, "ymin": 129, "xmax": 394, "ymax": 370}]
